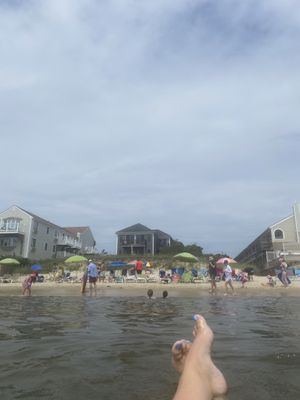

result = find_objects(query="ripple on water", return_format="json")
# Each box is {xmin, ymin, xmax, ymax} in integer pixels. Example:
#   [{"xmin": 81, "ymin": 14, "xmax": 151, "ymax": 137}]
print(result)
[{"xmin": 0, "ymin": 295, "xmax": 299, "ymax": 400}]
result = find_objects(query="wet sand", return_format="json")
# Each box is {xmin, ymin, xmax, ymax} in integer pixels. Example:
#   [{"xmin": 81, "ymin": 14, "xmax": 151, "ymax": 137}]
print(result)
[{"xmin": 1, "ymin": 276, "xmax": 300, "ymax": 297}]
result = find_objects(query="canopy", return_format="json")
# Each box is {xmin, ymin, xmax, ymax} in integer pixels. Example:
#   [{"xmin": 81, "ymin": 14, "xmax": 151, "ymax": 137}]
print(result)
[
  {"xmin": 0, "ymin": 258, "xmax": 20, "ymax": 265},
  {"xmin": 65, "ymin": 255, "xmax": 88, "ymax": 264},
  {"xmin": 173, "ymin": 252, "xmax": 198, "ymax": 262}
]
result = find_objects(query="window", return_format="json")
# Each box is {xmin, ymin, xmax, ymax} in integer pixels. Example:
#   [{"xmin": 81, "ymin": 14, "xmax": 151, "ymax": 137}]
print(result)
[
  {"xmin": 4, "ymin": 218, "xmax": 20, "ymax": 231},
  {"xmin": 31, "ymin": 238, "xmax": 36, "ymax": 248},
  {"xmin": 33, "ymin": 221, "xmax": 38, "ymax": 234},
  {"xmin": 274, "ymin": 229, "xmax": 284, "ymax": 239},
  {"xmin": 44, "ymin": 243, "xmax": 48, "ymax": 251},
  {"xmin": 47, "ymin": 227, "xmax": 50, "ymax": 234},
  {"xmin": 53, "ymin": 245, "xmax": 56, "ymax": 253}
]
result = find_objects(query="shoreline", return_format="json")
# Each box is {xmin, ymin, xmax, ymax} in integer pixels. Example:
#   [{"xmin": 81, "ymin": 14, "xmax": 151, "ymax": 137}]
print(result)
[{"xmin": 1, "ymin": 277, "xmax": 300, "ymax": 297}]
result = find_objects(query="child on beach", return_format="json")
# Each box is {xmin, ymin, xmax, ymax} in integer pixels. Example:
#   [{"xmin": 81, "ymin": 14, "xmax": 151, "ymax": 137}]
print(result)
[
  {"xmin": 240, "ymin": 271, "xmax": 248, "ymax": 288},
  {"xmin": 22, "ymin": 275, "xmax": 34, "ymax": 296}
]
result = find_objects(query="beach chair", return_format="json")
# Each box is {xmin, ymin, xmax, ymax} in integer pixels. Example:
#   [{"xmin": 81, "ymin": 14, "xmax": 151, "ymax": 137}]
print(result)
[
  {"xmin": 137, "ymin": 276, "xmax": 147, "ymax": 283},
  {"xmin": 114, "ymin": 276, "xmax": 124, "ymax": 283}
]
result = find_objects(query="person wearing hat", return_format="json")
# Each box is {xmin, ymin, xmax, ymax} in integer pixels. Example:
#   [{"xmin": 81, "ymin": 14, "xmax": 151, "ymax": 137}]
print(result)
[{"xmin": 208, "ymin": 256, "xmax": 217, "ymax": 294}]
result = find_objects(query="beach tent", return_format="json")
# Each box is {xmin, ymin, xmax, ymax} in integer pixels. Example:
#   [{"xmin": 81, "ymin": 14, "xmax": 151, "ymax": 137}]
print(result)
[
  {"xmin": 107, "ymin": 261, "xmax": 131, "ymax": 269},
  {"xmin": 181, "ymin": 271, "xmax": 193, "ymax": 283}
]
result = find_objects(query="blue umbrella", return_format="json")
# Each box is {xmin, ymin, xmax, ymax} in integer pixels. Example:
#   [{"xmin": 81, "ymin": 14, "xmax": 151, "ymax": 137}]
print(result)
[{"xmin": 31, "ymin": 264, "xmax": 42, "ymax": 271}]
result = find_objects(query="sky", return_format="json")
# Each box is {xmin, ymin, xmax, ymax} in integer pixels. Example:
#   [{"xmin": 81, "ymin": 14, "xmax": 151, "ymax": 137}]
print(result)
[{"xmin": 1, "ymin": 0, "xmax": 300, "ymax": 256}]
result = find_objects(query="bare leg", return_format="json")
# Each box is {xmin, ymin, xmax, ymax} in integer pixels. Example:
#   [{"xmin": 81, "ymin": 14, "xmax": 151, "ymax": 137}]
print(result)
[
  {"xmin": 209, "ymin": 279, "xmax": 217, "ymax": 294},
  {"xmin": 224, "ymin": 280, "xmax": 235, "ymax": 295},
  {"xmin": 172, "ymin": 315, "xmax": 227, "ymax": 400}
]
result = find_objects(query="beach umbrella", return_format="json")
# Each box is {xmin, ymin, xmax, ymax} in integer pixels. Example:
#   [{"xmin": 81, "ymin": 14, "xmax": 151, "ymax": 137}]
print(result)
[
  {"xmin": 65, "ymin": 255, "xmax": 88, "ymax": 264},
  {"xmin": 216, "ymin": 257, "xmax": 237, "ymax": 264},
  {"xmin": 31, "ymin": 264, "xmax": 42, "ymax": 271},
  {"xmin": 0, "ymin": 258, "xmax": 20, "ymax": 265},
  {"xmin": 173, "ymin": 252, "xmax": 199, "ymax": 263}
]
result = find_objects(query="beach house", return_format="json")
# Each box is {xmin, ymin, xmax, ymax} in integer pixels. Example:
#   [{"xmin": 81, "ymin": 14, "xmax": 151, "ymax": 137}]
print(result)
[
  {"xmin": 0, "ymin": 205, "xmax": 96, "ymax": 260},
  {"xmin": 236, "ymin": 204, "xmax": 300, "ymax": 270},
  {"xmin": 116, "ymin": 223, "xmax": 172, "ymax": 255}
]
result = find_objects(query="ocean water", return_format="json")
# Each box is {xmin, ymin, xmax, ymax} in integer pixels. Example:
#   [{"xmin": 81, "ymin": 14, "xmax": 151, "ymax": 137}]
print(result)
[{"xmin": 0, "ymin": 294, "xmax": 299, "ymax": 400}]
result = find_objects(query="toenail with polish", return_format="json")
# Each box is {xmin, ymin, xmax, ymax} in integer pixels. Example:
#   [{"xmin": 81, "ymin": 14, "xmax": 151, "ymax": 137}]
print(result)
[
  {"xmin": 175, "ymin": 342, "xmax": 183, "ymax": 350},
  {"xmin": 193, "ymin": 314, "xmax": 200, "ymax": 321}
]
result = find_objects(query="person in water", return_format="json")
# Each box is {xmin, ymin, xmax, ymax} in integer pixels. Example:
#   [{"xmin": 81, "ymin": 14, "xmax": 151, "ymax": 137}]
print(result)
[
  {"xmin": 147, "ymin": 289, "xmax": 154, "ymax": 298},
  {"xmin": 22, "ymin": 275, "xmax": 34, "ymax": 296},
  {"xmin": 223, "ymin": 260, "xmax": 235, "ymax": 295},
  {"xmin": 162, "ymin": 290, "xmax": 168, "ymax": 298},
  {"xmin": 207, "ymin": 256, "xmax": 217, "ymax": 294},
  {"xmin": 171, "ymin": 314, "xmax": 228, "ymax": 400}
]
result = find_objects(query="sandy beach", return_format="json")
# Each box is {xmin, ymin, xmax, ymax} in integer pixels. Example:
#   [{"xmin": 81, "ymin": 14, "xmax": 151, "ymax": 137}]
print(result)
[{"xmin": 1, "ymin": 275, "xmax": 300, "ymax": 297}]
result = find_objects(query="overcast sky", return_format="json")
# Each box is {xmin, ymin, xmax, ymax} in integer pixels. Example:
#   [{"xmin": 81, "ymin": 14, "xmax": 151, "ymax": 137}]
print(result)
[{"xmin": 1, "ymin": 0, "xmax": 300, "ymax": 256}]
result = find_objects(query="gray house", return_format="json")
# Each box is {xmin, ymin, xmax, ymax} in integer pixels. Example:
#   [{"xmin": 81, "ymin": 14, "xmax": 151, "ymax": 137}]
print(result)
[
  {"xmin": 63, "ymin": 227, "xmax": 96, "ymax": 255},
  {"xmin": 0, "ymin": 206, "xmax": 96, "ymax": 260},
  {"xmin": 116, "ymin": 223, "xmax": 172, "ymax": 255},
  {"xmin": 236, "ymin": 204, "xmax": 300, "ymax": 270}
]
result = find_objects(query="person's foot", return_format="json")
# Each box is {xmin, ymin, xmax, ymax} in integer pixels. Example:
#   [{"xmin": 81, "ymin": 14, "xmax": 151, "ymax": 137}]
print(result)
[
  {"xmin": 172, "ymin": 315, "xmax": 227, "ymax": 398},
  {"xmin": 172, "ymin": 339, "xmax": 192, "ymax": 373}
]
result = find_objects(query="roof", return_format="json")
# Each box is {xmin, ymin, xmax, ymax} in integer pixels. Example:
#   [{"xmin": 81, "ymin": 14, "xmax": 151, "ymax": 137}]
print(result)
[
  {"xmin": 116, "ymin": 223, "xmax": 151, "ymax": 234},
  {"xmin": 63, "ymin": 227, "xmax": 90, "ymax": 234},
  {"xmin": 18, "ymin": 206, "xmax": 63, "ymax": 230},
  {"xmin": 6, "ymin": 206, "xmax": 89, "ymax": 238},
  {"xmin": 153, "ymin": 229, "xmax": 172, "ymax": 238}
]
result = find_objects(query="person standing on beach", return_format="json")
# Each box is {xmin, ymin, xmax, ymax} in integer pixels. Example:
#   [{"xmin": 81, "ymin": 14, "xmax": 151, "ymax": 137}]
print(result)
[
  {"xmin": 280, "ymin": 260, "xmax": 289, "ymax": 287},
  {"xmin": 207, "ymin": 256, "xmax": 217, "ymax": 294},
  {"xmin": 87, "ymin": 260, "xmax": 98, "ymax": 291},
  {"xmin": 135, "ymin": 259, "xmax": 143, "ymax": 276},
  {"xmin": 223, "ymin": 260, "xmax": 235, "ymax": 295}
]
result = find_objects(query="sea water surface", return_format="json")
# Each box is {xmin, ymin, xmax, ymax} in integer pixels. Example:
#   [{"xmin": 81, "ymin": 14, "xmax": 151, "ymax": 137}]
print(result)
[{"xmin": 0, "ymin": 293, "xmax": 299, "ymax": 400}]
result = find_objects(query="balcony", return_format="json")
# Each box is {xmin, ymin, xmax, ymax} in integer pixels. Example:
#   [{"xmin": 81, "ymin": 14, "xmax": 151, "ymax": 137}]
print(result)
[
  {"xmin": 120, "ymin": 239, "xmax": 146, "ymax": 246},
  {"xmin": 56, "ymin": 237, "xmax": 82, "ymax": 249},
  {"xmin": 0, "ymin": 225, "xmax": 25, "ymax": 235},
  {"xmin": 84, "ymin": 246, "xmax": 97, "ymax": 254}
]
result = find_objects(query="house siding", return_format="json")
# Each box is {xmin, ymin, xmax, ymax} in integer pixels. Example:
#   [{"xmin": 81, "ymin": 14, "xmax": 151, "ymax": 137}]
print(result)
[
  {"xmin": 236, "ymin": 205, "xmax": 300, "ymax": 271},
  {"xmin": 0, "ymin": 206, "xmax": 96, "ymax": 260}
]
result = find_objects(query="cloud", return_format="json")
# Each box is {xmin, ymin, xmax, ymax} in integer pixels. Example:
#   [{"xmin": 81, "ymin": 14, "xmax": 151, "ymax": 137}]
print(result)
[{"xmin": 1, "ymin": 0, "xmax": 300, "ymax": 255}]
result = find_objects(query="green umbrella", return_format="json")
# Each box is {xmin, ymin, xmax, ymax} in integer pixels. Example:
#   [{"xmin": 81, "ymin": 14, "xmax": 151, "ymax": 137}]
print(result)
[
  {"xmin": 173, "ymin": 252, "xmax": 198, "ymax": 263},
  {"xmin": 0, "ymin": 258, "xmax": 20, "ymax": 265},
  {"xmin": 65, "ymin": 255, "xmax": 88, "ymax": 264}
]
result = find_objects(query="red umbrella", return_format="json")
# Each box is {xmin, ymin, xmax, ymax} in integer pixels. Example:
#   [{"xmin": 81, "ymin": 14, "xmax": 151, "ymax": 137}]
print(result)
[{"xmin": 216, "ymin": 257, "xmax": 237, "ymax": 264}]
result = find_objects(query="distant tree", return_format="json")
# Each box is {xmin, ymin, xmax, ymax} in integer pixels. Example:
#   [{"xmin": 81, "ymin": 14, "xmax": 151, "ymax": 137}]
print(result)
[
  {"xmin": 185, "ymin": 243, "xmax": 203, "ymax": 257},
  {"xmin": 160, "ymin": 239, "xmax": 185, "ymax": 255}
]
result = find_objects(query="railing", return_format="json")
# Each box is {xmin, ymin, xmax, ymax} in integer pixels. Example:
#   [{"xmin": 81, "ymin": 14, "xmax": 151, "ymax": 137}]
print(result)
[
  {"xmin": 84, "ymin": 246, "xmax": 97, "ymax": 254},
  {"xmin": 120, "ymin": 240, "xmax": 146, "ymax": 245},
  {"xmin": 0, "ymin": 225, "xmax": 25, "ymax": 234},
  {"xmin": 56, "ymin": 238, "xmax": 82, "ymax": 248}
]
